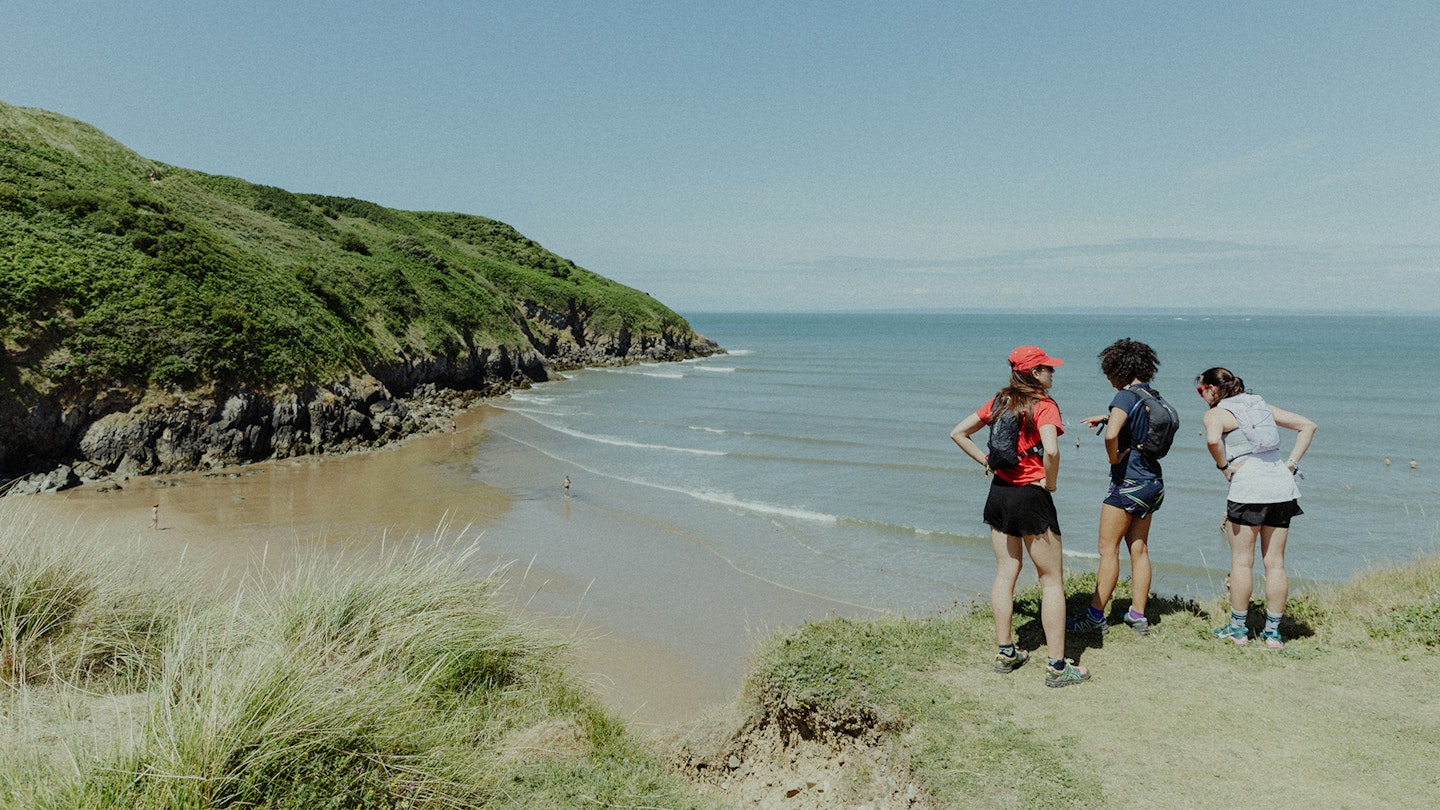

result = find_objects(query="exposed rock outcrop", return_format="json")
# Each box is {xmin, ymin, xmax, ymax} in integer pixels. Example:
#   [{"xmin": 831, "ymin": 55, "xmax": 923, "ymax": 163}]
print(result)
[{"xmin": 1, "ymin": 325, "xmax": 719, "ymax": 494}]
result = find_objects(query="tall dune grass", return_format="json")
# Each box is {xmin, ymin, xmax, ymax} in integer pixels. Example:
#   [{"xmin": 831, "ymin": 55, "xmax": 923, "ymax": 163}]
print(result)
[
  {"xmin": 0, "ymin": 503, "xmax": 711, "ymax": 809},
  {"xmin": 0, "ymin": 507, "xmax": 182, "ymax": 686}
]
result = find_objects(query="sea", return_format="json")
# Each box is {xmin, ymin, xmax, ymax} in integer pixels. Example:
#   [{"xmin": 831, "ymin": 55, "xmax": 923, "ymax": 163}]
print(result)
[{"xmin": 472, "ymin": 312, "xmax": 1438, "ymax": 615}]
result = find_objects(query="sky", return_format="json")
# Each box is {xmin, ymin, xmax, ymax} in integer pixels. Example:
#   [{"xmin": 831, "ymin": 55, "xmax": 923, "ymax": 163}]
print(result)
[{"xmin": 4, "ymin": 2, "xmax": 1439, "ymax": 313}]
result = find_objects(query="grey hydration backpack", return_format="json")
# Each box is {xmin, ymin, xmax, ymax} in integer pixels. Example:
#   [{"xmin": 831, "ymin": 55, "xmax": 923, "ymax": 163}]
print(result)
[{"xmin": 1126, "ymin": 385, "xmax": 1180, "ymax": 459}]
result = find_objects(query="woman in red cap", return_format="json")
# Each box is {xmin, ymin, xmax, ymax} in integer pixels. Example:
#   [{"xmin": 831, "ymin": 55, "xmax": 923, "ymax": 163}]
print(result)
[{"xmin": 950, "ymin": 345, "xmax": 1089, "ymax": 687}]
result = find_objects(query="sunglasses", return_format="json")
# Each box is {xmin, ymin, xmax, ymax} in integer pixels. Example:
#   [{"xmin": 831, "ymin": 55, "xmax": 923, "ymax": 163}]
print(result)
[{"xmin": 1195, "ymin": 384, "xmax": 1209, "ymax": 397}]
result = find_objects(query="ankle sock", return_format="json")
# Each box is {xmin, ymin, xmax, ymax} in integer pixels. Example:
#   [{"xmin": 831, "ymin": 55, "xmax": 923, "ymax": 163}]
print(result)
[
  {"xmin": 1264, "ymin": 612, "xmax": 1282, "ymax": 634},
  {"xmin": 1126, "ymin": 608, "xmax": 1145, "ymax": 622},
  {"xmin": 999, "ymin": 643, "xmax": 1016, "ymax": 657},
  {"xmin": 1047, "ymin": 658, "xmax": 1065, "ymax": 671},
  {"xmin": 1086, "ymin": 606, "xmax": 1104, "ymax": 622},
  {"xmin": 1230, "ymin": 608, "xmax": 1247, "ymax": 630}
]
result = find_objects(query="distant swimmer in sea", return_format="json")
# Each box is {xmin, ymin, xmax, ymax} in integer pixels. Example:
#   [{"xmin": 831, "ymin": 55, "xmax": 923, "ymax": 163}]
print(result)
[
  {"xmin": 1385, "ymin": 456, "xmax": 1391, "ymax": 467},
  {"xmin": 563, "ymin": 475, "xmax": 571, "ymax": 497},
  {"xmin": 1411, "ymin": 458, "xmax": 1418, "ymax": 470}
]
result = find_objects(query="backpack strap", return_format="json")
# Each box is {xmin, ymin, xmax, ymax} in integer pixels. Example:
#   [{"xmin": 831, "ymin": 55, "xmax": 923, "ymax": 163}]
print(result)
[{"xmin": 1123, "ymin": 385, "xmax": 1152, "ymax": 442}]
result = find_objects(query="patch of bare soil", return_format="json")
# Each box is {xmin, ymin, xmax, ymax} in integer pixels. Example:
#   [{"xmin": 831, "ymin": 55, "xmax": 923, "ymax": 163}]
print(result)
[{"xmin": 672, "ymin": 699, "xmax": 935, "ymax": 809}]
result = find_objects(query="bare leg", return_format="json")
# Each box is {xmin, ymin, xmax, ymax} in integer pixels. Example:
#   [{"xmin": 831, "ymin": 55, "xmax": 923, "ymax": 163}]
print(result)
[
  {"xmin": 1227, "ymin": 521, "xmax": 1260, "ymax": 614},
  {"xmin": 990, "ymin": 528, "xmax": 1024, "ymax": 647},
  {"xmin": 1258, "ymin": 526, "xmax": 1290, "ymax": 616},
  {"xmin": 1091, "ymin": 504, "xmax": 1133, "ymax": 612},
  {"xmin": 1024, "ymin": 529, "xmax": 1067, "ymax": 662},
  {"xmin": 1123, "ymin": 514, "xmax": 1154, "ymax": 615}
]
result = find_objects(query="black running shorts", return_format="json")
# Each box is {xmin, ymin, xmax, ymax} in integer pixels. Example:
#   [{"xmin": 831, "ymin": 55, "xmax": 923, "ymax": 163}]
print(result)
[
  {"xmin": 984, "ymin": 477, "xmax": 1063, "ymax": 537},
  {"xmin": 1226, "ymin": 499, "xmax": 1304, "ymax": 528}
]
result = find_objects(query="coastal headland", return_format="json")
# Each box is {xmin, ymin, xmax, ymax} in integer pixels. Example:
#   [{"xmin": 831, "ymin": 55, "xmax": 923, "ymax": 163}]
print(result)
[{"xmin": 0, "ymin": 100, "xmax": 719, "ymax": 494}]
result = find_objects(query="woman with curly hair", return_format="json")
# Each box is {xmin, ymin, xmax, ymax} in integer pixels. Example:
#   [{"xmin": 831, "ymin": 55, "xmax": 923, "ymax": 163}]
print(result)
[
  {"xmin": 951, "ymin": 345, "xmax": 1089, "ymax": 688},
  {"xmin": 1068, "ymin": 338, "xmax": 1168, "ymax": 637}
]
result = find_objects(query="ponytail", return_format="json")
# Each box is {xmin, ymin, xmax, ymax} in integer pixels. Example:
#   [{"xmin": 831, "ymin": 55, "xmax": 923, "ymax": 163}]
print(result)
[{"xmin": 1196, "ymin": 367, "xmax": 1246, "ymax": 400}]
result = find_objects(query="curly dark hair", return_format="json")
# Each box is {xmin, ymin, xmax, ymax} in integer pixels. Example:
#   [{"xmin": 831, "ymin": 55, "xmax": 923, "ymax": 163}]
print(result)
[{"xmin": 1097, "ymin": 338, "xmax": 1159, "ymax": 384}]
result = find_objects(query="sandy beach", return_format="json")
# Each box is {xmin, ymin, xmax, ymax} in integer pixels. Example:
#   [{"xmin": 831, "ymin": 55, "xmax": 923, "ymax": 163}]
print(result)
[{"xmin": 18, "ymin": 403, "xmax": 868, "ymax": 729}]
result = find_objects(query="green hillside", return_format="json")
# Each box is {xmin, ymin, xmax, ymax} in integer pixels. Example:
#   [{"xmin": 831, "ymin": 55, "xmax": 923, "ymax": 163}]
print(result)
[{"xmin": 0, "ymin": 101, "xmax": 715, "ymax": 478}]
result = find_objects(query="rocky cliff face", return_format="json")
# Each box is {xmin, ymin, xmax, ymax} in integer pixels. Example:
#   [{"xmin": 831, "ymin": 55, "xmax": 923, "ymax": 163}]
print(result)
[
  {"xmin": 517, "ymin": 300, "xmax": 718, "ymax": 370},
  {"xmin": 2, "ymin": 325, "xmax": 720, "ymax": 495}
]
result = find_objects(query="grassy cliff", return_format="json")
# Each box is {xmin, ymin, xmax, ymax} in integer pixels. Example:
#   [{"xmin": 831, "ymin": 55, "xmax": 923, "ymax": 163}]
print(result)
[
  {"xmin": 676, "ymin": 561, "xmax": 1440, "ymax": 807},
  {"xmin": 0, "ymin": 101, "xmax": 715, "ymax": 477}
]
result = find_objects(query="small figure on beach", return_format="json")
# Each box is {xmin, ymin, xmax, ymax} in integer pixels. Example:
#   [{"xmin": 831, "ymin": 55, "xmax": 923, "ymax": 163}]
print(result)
[
  {"xmin": 149, "ymin": 503, "xmax": 159, "ymax": 530},
  {"xmin": 563, "ymin": 475, "xmax": 571, "ymax": 498},
  {"xmin": 1198, "ymin": 367, "xmax": 1317, "ymax": 650},
  {"xmin": 1069, "ymin": 339, "xmax": 1169, "ymax": 638},
  {"xmin": 950, "ymin": 345, "xmax": 1088, "ymax": 688}
]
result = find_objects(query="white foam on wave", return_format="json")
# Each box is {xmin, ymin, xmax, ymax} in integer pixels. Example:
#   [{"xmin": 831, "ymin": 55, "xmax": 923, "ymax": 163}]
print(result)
[
  {"xmin": 601, "ymin": 366, "xmax": 686, "ymax": 379},
  {"xmin": 696, "ymin": 366, "xmax": 737, "ymax": 373},
  {"xmin": 492, "ymin": 422, "xmax": 834, "ymax": 523},
  {"xmin": 685, "ymin": 490, "xmax": 837, "ymax": 524},
  {"xmin": 495, "ymin": 405, "xmax": 568, "ymax": 417},
  {"xmin": 547, "ymin": 423, "xmax": 725, "ymax": 456},
  {"xmin": 689, "ymin": 426, "xmax": 728, "ymax": 434}
]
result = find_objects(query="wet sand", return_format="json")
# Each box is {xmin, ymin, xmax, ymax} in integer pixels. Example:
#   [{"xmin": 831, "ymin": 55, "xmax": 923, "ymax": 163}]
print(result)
[{"xmin": 18, "ymin": 403, "xmax": 866, "ymax": 729}]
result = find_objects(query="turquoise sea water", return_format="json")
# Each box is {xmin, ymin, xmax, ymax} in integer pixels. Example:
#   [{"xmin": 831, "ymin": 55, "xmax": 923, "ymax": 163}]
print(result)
[{"xmin": 477, "ymin": 312, "xmax": 1439, "ymax": 614}]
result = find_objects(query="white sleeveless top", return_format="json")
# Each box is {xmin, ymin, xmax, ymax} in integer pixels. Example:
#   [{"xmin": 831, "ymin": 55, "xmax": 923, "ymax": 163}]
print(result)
[{"xmin": 1219, "ymin": 394, "xmax": 1299, "ymax": 504}]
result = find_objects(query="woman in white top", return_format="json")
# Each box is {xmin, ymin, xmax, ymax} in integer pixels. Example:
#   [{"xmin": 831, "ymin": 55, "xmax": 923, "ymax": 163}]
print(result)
[{"xmin": 1197, "ymin": 367, "xmax": 1317, "ymax": 649}]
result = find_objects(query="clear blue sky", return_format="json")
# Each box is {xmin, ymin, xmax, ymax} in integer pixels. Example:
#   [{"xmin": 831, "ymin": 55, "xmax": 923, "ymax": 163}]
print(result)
[{"xmin": 5, "ymin": 2, "xmax": 1438, "ymax": 313}]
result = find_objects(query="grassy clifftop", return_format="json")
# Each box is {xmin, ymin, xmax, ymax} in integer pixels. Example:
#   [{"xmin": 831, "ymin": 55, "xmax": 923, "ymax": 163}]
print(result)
[
  {"xmin": 0, "ymin": 100, "xmax": 708, "ymax": 393},
  {"xmin": 0, "ymin": 101, "xmax": 715, "ymax": 478}
]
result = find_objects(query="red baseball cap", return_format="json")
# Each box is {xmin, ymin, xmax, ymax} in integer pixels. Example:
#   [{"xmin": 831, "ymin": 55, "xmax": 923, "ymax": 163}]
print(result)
[{"xmin": 1008, "ymin": 345, "xmax": 1064, "ymax": 371}]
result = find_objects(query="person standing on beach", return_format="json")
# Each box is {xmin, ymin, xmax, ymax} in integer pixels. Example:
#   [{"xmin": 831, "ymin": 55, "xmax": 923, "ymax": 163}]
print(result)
[
  {"xmin": 150, "ymin": 503, "xmax": 159, "ymax": 530},
  {"xmin": 1068, "ymin": 339, "xmax": 1167, "ymax": 637},
  {"xmin": 1198, "ymin": 367, "xmax": 1317, "ymax": 649},
  {"xmin": 951, "ymin": 345, "xmax": 1089, "ymax": 688}
]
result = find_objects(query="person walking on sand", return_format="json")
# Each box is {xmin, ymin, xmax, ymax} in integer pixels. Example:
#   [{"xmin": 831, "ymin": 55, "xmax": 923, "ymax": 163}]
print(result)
[
  {"xmin": 150, "ymin": 503, "xmax": 159, "ymax": 530},
  {"xmin": 951, "ymin": 345, "xmax": 1089, "ymax": 688},
  {"xmin": 1068, "ymin": 339, "xmax": 1168, "ymax": 637},
  {"xmin": 1198, "ymin": 367, "xmax": 1317, "ymax": 649}
]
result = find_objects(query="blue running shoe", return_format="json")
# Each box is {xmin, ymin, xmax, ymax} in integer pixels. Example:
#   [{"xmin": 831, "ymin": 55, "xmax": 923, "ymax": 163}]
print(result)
[
  {"xmin": 1066, "ymin": 613, "xmax": 1108, "ymax": 636},
  {"xmin": 1212, "ymin": 624, "xmax": 1249, "ymax": 646}
]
